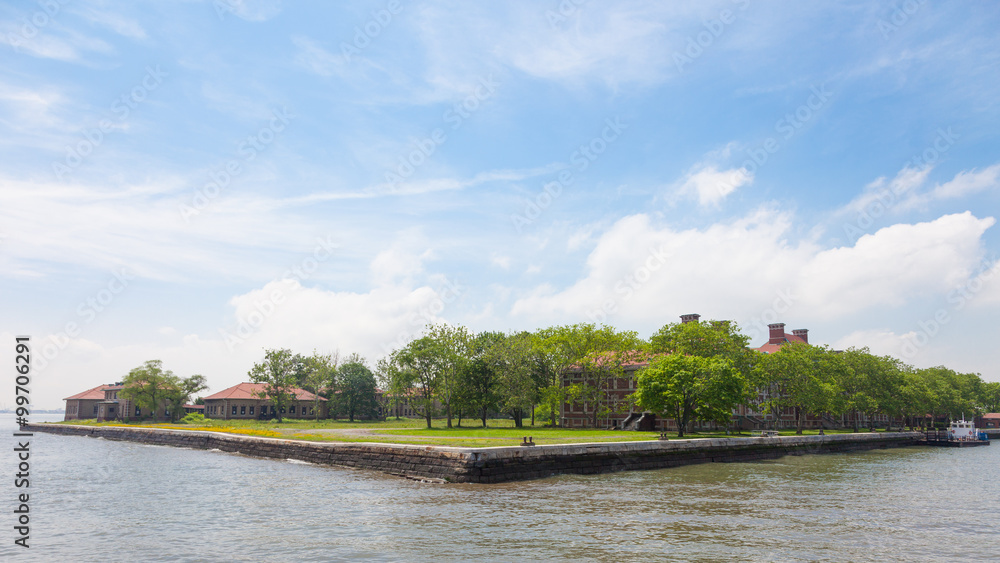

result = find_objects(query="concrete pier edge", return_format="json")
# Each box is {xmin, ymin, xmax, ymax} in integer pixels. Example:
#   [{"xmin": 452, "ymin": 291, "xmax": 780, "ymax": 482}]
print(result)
[{"xmin": 22, "ymin": 423, "xmax": 924, "ymax": 484}]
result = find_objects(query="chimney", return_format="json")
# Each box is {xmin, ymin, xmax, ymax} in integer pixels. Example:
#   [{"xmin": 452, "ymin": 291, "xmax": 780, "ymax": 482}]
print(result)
[
  {"xmin": 680, "ymin": 313, "xmax": 701, "ymax": 324},
  {"xmin": 768, "ymin": 323, "xmax": 786, "ymax": 345},
  {"xmin": 792, "ymin": 329, "xmax": 809, "ymax": 344}
]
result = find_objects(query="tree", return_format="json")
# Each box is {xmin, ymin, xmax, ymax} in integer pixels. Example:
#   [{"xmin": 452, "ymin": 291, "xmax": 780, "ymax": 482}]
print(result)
[
  {"xmin": 981, "ymin": 381, "xmax": 1000, "ymax": 413},
  {"xmin": 336, "ymin": 358, "xmax": 379, "ymax": 421},
  {"xmin": 375, "ymin": 356, "xmax": 401, "ymax": 420},
  {"xmin": 248, "ymin": 348, "xmax": 299, "ymax": 423},
  {"xmin": 387, "ymin": 336, "xmax": 443, "ymax": 428},
  {"xmin": 456, "ymin": 331, "xmax": 505, "ymax": 427},
  {"xmin": 300, "ymin": 351, "xmax": 338, "ymax": 421},
  {"xmin": 120, "ymin": 360, "xmax": 175, "ymax": 420},
  {"xmin": 538, "ymin": 324, "xmax": 645, "ymax": 428},
  {"xmin": 634, "ymin": 354, "xmax": 746, "ymax": 437},
  {"xmin": 164, "ymin": 374, "xmax": 208, "ymax": 423},
  {"xmin": 494, "ymin": 331, "xmax": 538, "ymax": 428},
  {"xmin": 754, "ymin": 344, "xmax": 840, "ymax": 434},
  {"xmin": 119, "ymin": 360, "xmax": 207, "ymax": 423},
  {"xmin": 426, "ymin": 324, "xmax": 471, "ymax": 428},
  {"xmin": 649, "ymin": 318, "xmax": 753, "ymax": 378}
]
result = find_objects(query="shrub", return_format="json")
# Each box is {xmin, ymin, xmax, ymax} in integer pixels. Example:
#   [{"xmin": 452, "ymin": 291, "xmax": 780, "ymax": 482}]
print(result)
[{"xmin": 180, "ymin": 413, "xmax": 206, "ymax": 424}]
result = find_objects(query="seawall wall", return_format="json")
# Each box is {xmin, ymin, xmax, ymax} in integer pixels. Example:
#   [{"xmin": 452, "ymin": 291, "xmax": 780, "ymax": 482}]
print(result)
[{"xmin": 23, "ymin": 424, "xmax": 923, "ymax": 484}]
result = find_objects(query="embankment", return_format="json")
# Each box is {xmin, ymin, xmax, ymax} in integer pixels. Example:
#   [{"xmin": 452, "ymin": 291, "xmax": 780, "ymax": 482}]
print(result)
[{"xmin": 23, "ymin": 423, "xmax": 923, "ymax": 484}]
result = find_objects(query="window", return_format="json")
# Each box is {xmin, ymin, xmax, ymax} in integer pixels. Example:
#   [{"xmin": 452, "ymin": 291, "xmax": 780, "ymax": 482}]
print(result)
[
  {"xmin": 289, "ymin": 405, "xmax": 296, "ymax": 414},
  {"xmin": 249, "ymin": 406, "xmax": 255, "ymax": 415},
  {"xmin": 232, "ymin": 406, "xmax": 238, "ymax": 415},
  {"xmin": 309, "ymin": 408, "xmax": 314, "ymax": 415},
  {"xmin": 240, "ymin": 405, "xmax": 246, "ymax": 415},
  {"xmin": 93, "ymin": 404, "xmax": 98, "ymax": 414},
  {"xmin": 135, "ymin": 406, "xmax": 141, "ymax": 416}
]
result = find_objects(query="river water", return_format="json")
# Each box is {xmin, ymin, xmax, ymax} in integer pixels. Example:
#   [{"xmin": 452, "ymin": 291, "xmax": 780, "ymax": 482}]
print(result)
[{"xmin": 4, "ymin": 417, "xmax": 998, "ymax": 562}]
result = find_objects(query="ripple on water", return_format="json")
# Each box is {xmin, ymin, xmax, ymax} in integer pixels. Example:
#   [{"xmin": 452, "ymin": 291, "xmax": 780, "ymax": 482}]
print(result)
[{"xmin": 13, "ymin": 430, "xmax": 1000, "ymax": 562}]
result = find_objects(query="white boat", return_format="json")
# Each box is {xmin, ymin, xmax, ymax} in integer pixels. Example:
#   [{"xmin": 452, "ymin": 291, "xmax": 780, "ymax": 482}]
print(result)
[{"xmin": 947, "ymin": 418, "xmax": 979, "ymax": 441}]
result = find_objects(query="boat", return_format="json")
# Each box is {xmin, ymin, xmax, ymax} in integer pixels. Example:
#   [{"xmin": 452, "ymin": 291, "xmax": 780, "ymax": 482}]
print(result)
[{"xmin": 920, "ymin": 417, "xmax": 990, "ymax": 447}]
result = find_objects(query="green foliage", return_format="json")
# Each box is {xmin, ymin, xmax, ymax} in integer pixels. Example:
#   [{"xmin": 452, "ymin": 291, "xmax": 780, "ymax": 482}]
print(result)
[
  {"xmin": 537, "ymin": 323, "xmax": 646, "ymax": 427},
  {"xmin": 634, "ymin": 354, "xmax": 747, "ymax": 437},
  {"xmin": 753, "ymin": 343, "xmax": 841, "ymax": 434},
  {"xmin": 120, "ymin": 360, "xmax": 207, "ymax": 422},
  {"xmin": 335, "ymin": 359, "xmax": 379, "ymax": 421},
  {"xmin": 248, "ymin": 348, "xmax": 300, "ymax": 423},
  {"xmin": 180, "ymin": 412, "xmax": 206, "ymax": 424},
  {"xmin": 385, "ymin": 334, "xmax": 443, "ymax": 428}
]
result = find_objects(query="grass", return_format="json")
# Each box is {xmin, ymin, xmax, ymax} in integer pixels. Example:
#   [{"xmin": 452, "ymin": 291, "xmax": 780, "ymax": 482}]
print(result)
[{"xmin": 50, "ymin": 417, "xmax": 892, "ymax": 447}]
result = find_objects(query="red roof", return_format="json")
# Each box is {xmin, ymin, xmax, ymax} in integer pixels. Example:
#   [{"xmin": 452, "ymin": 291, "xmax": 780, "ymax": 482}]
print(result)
[
  {"xmin": 64, "ymin": 384, "xmax": 114, "ymax": 401},
  {"xmin": 183, "ymin": 404, "xmax": 205, "ymax": 410},
  {"xmin": 203, "ymin": 382, "xmax": 325, "ymax": 402},
  {"xmin": 755, "ymin": 332, "xmax": 808, "ymax": 354},
  {"xmin": 981, "ymin": 413, "xmax": 1000, "ymax": 420}
]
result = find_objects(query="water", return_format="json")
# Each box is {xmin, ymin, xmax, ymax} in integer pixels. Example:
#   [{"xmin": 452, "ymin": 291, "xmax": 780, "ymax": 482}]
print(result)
[{"xmin": 4, "ymin": 417, "xmax": 999, "ymax": 562}]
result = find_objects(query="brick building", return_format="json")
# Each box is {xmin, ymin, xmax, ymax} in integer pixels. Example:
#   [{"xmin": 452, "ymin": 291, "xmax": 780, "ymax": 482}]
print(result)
[
  {"xmin": 203, "ymin": 382, "xmax": 327, "ymax": 420},
  {"xmin": 64, "ymin": 383, "xmax": 172, "ymax": 421},
  {"xmin": 559, "ymin": 315, "xmax": 851, "ymax": 432},
  {"xmin": 63, "ymin": 384, "xmax": 113, "ymax": 421}
]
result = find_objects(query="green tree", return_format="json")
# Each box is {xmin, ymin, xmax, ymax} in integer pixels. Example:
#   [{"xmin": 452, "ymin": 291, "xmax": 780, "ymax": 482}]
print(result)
[
  {"xmin": 754, "ymin": 343, "xmax": 840, "ymax": 434},
  {"xmin": 300, "ymin": 351, "xmax": 338, "ymax": 421},
  {"xmin": 633, "ymin": 354, "xmax": 746, "ymax": 437},
  {"xmin": 538, "ymin": 324, "xmax": 644, "ymax": 428},
  {"xmin": 981, "ymin": 381, "xmax": 1000, "ymax": 413},
  {"xmin": 387, "ymin": 335, "xmax": 443, "ymax": 428},
  {"xmin": 248, "ymin": 348, "xmax": 299, "ymax": 423},
  {"xmin": 164, "ymin": 374, "xmax": 209, "ymax": 423},
  {"xmin": 336, "ymin": 357, "xmax": 379, "ymax": 421},
  {"xmin": 120, "ymin": 360, "xmax": 175, "ymax": 420},
  {"xmin": 375, "ymin": 356, "xmax": 401, "ymax": 420},
  {"xmin": 649, "ymin": 318, "xmax": 754, "ymax": 378},
  {"xmin": 456, "ymin": 331, "xmax": 505, "ymax": 427},
  {"xmin": 426, "ymin": 323, "xmax": 471, "ymax": 428},
  {"xmin": 494, "ymin": 331, "xmax": 538, "ymax": 428}
]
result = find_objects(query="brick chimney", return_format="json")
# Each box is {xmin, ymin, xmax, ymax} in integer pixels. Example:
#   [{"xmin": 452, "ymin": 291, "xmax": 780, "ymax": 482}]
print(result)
[
  {"xmin": 767, "ymin": 323, "xmax": 786, "ymax": 345},
  {"xmin": 680, "ymin": 313, "xmax": 701, "ymax": 324},
  {"xmin": 792, "ymin": 329, "xmax": 809, "ymax": 344}
]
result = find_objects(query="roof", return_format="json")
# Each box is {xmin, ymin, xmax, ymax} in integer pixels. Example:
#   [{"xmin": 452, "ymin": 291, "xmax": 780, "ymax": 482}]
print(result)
[
  {"xmin": 64, "ymin": 384, "xmax": 114, "ymax": 401},
  {"xmin": 183, "ymin": 404, "xmax": 205, "ymax": 410},
  {"xmin": 203, "ymin": 382, "xmax": 326, "ymax": 402},
  {"xmin": 981, "ymin": 413, "xmax": 1000, "ymax": 420},
  {"xmin": 754, "ymin": 332, "xmax": 808, "ymax": 354}
]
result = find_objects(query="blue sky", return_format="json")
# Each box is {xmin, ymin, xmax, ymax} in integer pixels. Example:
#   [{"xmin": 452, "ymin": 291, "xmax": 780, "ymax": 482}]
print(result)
[{"xmin": 2, "ymin": 1, "xmax": 999, "ymax": 409}]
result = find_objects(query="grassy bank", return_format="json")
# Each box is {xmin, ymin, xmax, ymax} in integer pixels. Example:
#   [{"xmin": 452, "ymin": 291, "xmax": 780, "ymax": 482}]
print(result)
[{"xmin": 50, "ymin": 417, "xmax": 883, "ymax": 447}]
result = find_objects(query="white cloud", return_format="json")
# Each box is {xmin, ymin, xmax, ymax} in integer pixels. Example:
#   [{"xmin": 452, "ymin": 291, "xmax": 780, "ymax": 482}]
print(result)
[
  {"xmin": 838, "ymin": 163, "xmax": 1000, "ymax": 218},
  {"xmin": 510, "ymin": 210, "xmax": 995, "ymax": 330},
  {"xmin": 799, "ymin": 212, "xmax": 995, "ymax": 318},
  {"xmin": 677, "ymin": 165, "xmax": 753, "ymax": 207},
  {"xmin": 929, "ymin": 164, "xmax": 1000, "ymax": 200}
]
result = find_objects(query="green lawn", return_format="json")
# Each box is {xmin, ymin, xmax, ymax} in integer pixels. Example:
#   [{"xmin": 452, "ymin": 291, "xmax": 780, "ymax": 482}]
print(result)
[{"xmin": 51, "ymin": 417, "xmax": 887, "ymax": 447}]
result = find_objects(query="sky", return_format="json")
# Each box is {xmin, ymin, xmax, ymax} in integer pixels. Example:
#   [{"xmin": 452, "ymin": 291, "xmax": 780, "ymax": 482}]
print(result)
[{"xmin": 1, "ymin": 0, "xmax": 999, "ymax": 410}]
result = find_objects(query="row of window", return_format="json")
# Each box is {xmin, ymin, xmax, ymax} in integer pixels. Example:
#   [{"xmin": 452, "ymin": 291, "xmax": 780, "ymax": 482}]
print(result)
[{"xmin": 203, "ymin": 403, "xmax": 315, "ymax": 416}]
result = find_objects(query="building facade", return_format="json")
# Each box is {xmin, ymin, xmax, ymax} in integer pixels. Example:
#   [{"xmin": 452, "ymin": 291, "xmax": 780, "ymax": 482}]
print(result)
[
  {"xmin": 559, "ymin": 314, "xmax": 857, "ymax": 431},
  {"xmin": 64, "ymin": 384, "xmax": 113, "ymax": 421},
  {"xmin": 203, "ymin": 382, "xmax": 327, "ymax": 420}
]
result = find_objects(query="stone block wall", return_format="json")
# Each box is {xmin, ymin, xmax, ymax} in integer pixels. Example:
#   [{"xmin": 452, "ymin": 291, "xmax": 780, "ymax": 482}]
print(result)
[{"xmin": 23, "ymin": 424, "xmax": 922, "ymax": 484}]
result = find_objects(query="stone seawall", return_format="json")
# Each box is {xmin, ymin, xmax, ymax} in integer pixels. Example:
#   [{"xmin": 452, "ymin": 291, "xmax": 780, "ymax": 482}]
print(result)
[{"xmin": 23, "ymin": 424, "xmax": 922, "ymax": 484}]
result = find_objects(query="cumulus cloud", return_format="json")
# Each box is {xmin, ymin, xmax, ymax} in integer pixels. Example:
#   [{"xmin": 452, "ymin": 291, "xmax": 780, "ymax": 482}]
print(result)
[{"xmin": 510, "ymin": 210, "xmax": 996, "ymax": 333}]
